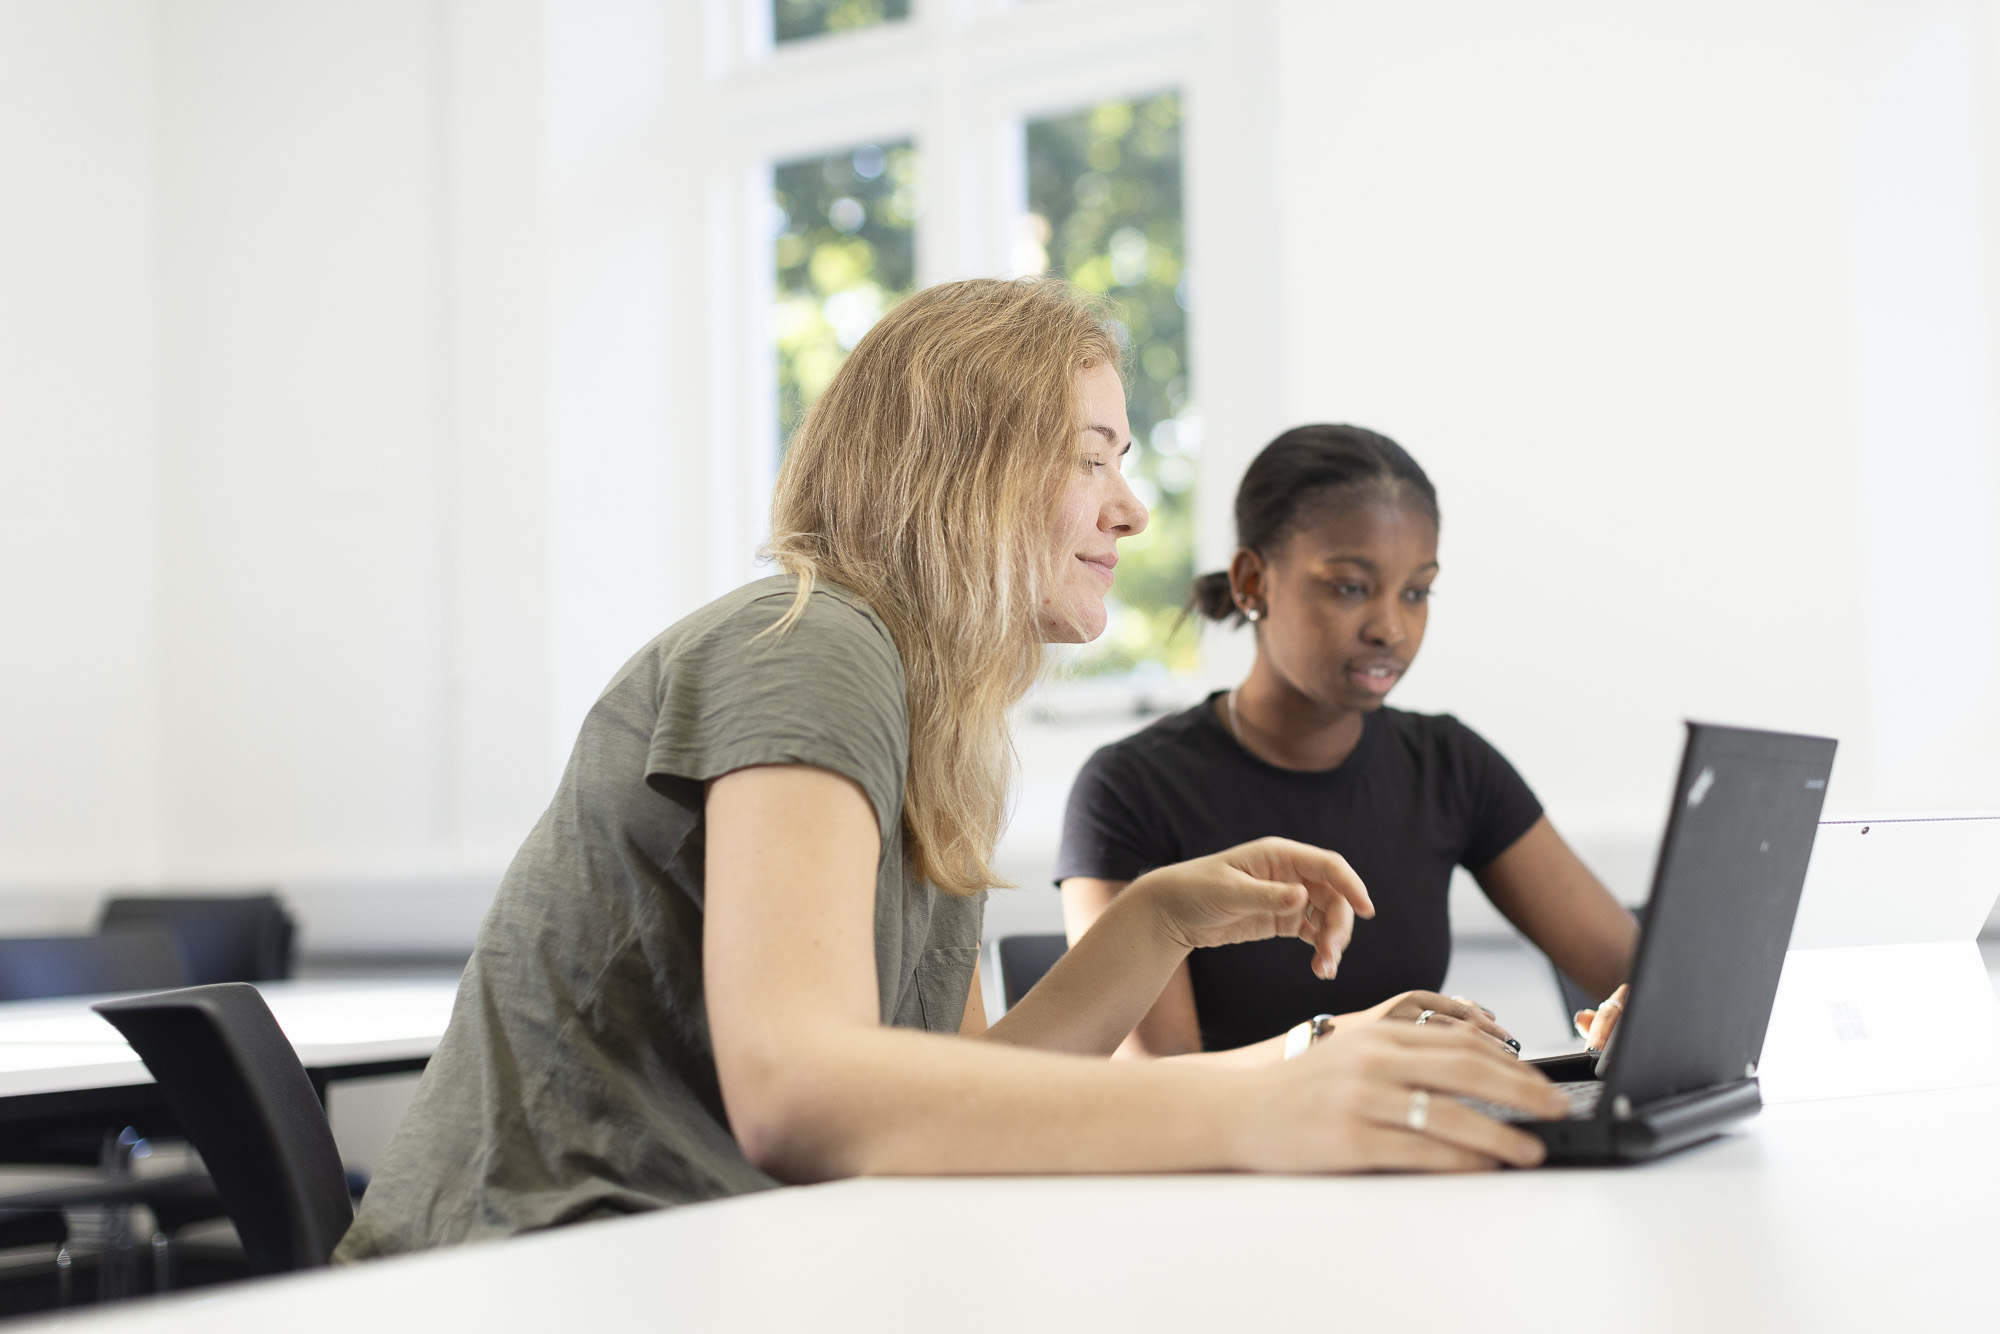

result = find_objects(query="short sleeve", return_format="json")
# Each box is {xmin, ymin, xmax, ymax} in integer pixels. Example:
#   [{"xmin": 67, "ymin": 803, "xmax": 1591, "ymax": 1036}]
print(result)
[
  {"xmin": 1054, "ymin": 746, "xmax": 1167, "ymax": 885},
  {"xmin": 644, "ymin": 587, "xmax": 908, "ymax": 846},
  {"xmin": 1445, "ymin": 718, "xmax": 1545, "ymax": 870}
]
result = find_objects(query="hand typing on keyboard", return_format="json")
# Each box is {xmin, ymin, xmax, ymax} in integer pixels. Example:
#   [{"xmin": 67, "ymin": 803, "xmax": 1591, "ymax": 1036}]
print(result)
[
  {"xmin": 1575, "ymin": 983, "xmax": 1629, "ymax": 1052},
  {"xmin": 1456, "ymin": 1081, "xmax": 1601, "ymax": 1124}
]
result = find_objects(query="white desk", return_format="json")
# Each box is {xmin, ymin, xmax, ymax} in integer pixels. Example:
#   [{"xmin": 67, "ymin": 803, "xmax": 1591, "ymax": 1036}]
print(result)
[
  {"xmin": 18, "ymin": 1083, "xmax": 1999, "ymax": 1333},
  {"xmin": 0, "ymin": 980, "xmax": 457, "ymax": 1133}
]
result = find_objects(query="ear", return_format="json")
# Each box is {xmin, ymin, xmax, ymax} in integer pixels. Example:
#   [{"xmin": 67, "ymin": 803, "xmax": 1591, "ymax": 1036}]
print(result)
[{"xmin": 1228, "ymin": 547, "xmax": 1267, "ymax": 618}]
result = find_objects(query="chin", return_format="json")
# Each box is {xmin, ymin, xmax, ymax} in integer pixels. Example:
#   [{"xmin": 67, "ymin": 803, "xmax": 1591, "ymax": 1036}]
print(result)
[{"xmin": 1038, "ymin": 601, "xmax": 1107, "ymax": 645}]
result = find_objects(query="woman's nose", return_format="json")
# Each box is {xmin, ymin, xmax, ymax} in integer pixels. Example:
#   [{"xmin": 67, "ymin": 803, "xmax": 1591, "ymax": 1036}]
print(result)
[
  {"xmin": 1362, "ymin": 601, "xmax": 1406, "ymax": 645},
  {"xmin": 1106, "ymin": 472, "xmax": 1149, "ymax": 536}
]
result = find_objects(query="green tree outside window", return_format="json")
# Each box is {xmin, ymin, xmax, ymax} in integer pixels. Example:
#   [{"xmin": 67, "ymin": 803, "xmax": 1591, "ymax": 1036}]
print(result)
[
  {"xmin": 774, "ymin": 0, "xmax": 909, "ymax": 44},
  {"xmin": 1026, "ymin": 92, "xmax": 1197, "ymax": 676},
  {"xmin": 774, "ymin": 143, "xmax": 920, "ymax": 448}
]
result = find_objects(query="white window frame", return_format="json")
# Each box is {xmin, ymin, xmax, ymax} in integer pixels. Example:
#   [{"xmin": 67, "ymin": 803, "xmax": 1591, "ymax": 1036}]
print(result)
[{"xmin": 688, "ymin": 0, "xmax": 1287, "ymax": 701}]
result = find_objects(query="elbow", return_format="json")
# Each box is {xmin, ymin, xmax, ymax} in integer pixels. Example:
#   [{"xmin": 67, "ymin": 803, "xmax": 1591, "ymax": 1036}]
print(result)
[
  {"xmin": 730, "ymin": 1099, "xmax": 816, "ymax": 1181},
  {"xmin": 722, "ymin": 1057, "xmax": 861, "ymax": 1184}
]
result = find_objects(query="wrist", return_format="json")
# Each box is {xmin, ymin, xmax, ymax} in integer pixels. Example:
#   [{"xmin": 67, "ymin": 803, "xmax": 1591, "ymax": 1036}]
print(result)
[{"xmin": 1116, "ymin": 870, "xmax": 1193, "ymax": 957}]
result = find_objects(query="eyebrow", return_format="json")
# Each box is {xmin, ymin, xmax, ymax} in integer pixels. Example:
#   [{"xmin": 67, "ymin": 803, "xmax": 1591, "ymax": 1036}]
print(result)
[
  {"xmin": 1320, "ymin": 555, "xmax": 1441, "ymax": 575},
  {"xmin": 1085, "ymin": 424, "xmax": 1131, "ymax": 453}
]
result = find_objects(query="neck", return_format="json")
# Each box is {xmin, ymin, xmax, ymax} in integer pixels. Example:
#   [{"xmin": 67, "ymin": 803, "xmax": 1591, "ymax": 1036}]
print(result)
[{"xmin": 1223, "ymin": 660, "xmax": 1369, "ymax": 771}]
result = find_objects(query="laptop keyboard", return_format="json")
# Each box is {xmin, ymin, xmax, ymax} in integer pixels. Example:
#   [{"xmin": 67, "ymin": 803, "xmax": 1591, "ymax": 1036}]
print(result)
[{"xmin": 1456, "ymin": 1080, "xmax": 1602, "ymax": 1124}]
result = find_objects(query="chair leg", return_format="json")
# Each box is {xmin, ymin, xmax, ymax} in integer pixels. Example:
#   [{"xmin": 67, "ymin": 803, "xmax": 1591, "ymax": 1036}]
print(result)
[
  {"xmin": 151, "ymin": 1231, "xmax": 174, "ymax": 1293},
  {"xmin": 55, "ymin": 1244, "xmax": 72, "ymax": 1307}
]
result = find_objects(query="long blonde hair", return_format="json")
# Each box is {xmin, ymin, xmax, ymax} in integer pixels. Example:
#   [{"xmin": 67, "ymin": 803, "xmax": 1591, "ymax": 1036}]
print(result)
[{"xmin": 765, "ymin": 277, "xmax": 1121, "ymax": 897}]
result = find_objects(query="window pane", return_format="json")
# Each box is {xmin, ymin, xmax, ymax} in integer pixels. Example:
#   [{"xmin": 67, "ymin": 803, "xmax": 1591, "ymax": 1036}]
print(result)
[
  {"xmin": 774, "ymin": 0, "xmax": 910, "ymax": 44},
  {"xmin": 1026, "ymin": 92, "xmax": 1194, "ymax": 676},
  {"xmin": 774, "ymin": 142, "xmax": 919, "ymax": 448}
]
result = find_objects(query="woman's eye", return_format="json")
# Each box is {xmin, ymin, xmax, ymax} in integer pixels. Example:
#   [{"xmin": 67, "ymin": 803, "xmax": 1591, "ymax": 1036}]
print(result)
[
  {"xmin": 1405, "ymin": 587, "xmax": 1433, "ymax": 604},
  {"xmin": 1081, "ymin": 457, "xmax": 1107, "ymax": 472},
  {"xmin": 1331, "ymin": 583, "xmax": 1366, "ymax": 598}
]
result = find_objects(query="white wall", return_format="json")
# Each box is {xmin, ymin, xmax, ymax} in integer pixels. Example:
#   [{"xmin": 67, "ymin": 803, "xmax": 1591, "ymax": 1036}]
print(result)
[
  {"xmin": 0, "ymin": 1, "xmax": 162, "ymax": 919},
  {"xmin": 1848, "ymin": 0, "xmax": 2000, "ymax": 810},
  {"xmin": 1267, "ymin": 0, "xmax": 1875, "ymax": 862},
  {"xmin": 156, "ymin": 0, "xmax": 455, "ymax": 889},
  {"xmin": 0, "ymin": 0, "xmax": 705, "ymax": 951},
  {"xmin": 3, "ymin": 1, "xmax": 1998, "ymax": 952}
]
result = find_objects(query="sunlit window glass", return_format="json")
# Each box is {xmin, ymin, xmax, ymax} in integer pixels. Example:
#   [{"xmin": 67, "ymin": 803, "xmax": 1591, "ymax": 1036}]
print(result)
[
  {"xmin": 774, "ymin": 0, "xmax": 910, "ymax": 45},
  {"xmin": 774, "ymin": 142, "xmax": 920, "ymax": 448},
  {"xmin": 1025, "ymin": 92, "xmax": 1194, "ymax": 676}
]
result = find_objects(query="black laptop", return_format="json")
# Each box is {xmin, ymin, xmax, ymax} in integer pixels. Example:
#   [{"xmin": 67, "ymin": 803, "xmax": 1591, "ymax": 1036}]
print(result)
[{"xmin": 1487, "ymin": 722, "xmax": 1836, "ymax": 1164}]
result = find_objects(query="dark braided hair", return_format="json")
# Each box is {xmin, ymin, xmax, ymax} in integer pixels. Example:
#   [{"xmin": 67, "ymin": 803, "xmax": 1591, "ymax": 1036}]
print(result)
[{"xmin": 1190, "ymin": 424, "xmax": 1438, "ymax": 625}]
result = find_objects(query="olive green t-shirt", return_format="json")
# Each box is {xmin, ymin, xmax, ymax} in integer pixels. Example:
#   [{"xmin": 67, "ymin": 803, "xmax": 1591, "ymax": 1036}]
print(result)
[{"xmin": 335, "ymin": 577, "xmax": 985, "ymax": 1258}]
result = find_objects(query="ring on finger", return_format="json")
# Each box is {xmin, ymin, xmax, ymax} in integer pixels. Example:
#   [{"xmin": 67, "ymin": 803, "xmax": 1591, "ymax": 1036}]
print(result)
[
  {"xmin": 1413, "ymin": 1009, "xmax": 1437, "ymax": 1026},
  {"xmin": 1406, "ymin": 1088, "xmax": 1431, "ymax": 1132}
]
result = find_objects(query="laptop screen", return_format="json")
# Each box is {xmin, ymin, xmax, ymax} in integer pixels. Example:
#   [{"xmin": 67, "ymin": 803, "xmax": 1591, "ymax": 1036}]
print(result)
[{"xmin": 1603, "ymin": 723, "xmax": 1837, "ymax": 1105}]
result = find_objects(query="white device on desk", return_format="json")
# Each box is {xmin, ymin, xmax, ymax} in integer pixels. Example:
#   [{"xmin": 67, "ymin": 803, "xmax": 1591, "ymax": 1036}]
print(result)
[{"xmin": 1757, "ymin": 812, "xmax": 2000, "ymax": 1103}]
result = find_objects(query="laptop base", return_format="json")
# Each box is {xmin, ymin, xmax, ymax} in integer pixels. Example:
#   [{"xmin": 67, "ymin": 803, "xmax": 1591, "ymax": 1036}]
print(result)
[{"xmin": 1519, "ymin": 1077, "xmax": 1763, "ymax": 1165}]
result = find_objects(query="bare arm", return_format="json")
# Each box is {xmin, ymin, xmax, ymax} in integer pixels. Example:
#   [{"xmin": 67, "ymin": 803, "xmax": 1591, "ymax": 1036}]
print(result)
[
  {"xmin": 1060, "ymin": 877, "xmax": 1202, "ymax": 1058},
  {"xmin": 1474, "ymin": 816, "xmax": 1638, "ymax": 1001},
  {"xmin": 704, "ymin": 764, "xmax": 1566, "ymax": 1184},
  {"xmin": 1062, "ymin": 877, "xmax": 1519, "ymax": 1065}
]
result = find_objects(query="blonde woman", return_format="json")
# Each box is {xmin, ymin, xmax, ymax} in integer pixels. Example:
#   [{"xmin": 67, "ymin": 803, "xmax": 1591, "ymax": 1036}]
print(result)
[{"xmin": 337, "ymin": 280, "xmax": 1566, "ymax": 1257}]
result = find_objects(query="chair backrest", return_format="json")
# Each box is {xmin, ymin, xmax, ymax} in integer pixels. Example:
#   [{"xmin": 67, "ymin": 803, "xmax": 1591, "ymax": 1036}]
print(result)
[
  {"xmin": 92, "ymin": 984, "xmax": 352, "ymax": 1274},
  {"xmin": 0, "ymin": 933, "xmax": 188, "ymax": 1002},
  {"xmin": 997, "ymin": 934, "xmax": 1069, "ymax": 1010},
  {"xmin": 98, "ymin": 893, "xmax": 296, "ymax": 984},
  {"xmin": 1550, "ymin": 964, "xmax": 1599, "ymax": 1026}
]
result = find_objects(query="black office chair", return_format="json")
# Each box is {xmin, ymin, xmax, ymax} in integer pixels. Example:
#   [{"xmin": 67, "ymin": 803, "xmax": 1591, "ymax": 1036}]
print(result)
[
  {"xmin": 92, "ymin": 984, "xmax": 353, "ymax": 1274},
  {"xmin": 996, "ymin": 934, "xmax": 1069, "ymax": 1010},
  {"xmin": 0, "ymin": 934, "xmax": 187, "ymax": 1003},
  {"xmin": 0, "ymin": 1170, "xmax": 227, "ymax": 1304},
  {"xmin": 98, "ymin": 894, "xmax": 295, "ymax": 985}
]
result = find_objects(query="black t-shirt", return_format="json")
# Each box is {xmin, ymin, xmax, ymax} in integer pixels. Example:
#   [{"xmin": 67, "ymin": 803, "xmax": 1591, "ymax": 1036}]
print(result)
[{"xmin": 1055, "ymin": 697, "xmax": 1543, "ymax": 1051}]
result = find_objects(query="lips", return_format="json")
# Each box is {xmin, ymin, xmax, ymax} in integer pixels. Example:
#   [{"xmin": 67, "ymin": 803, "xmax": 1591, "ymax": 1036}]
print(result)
[
  {"xmin": 1078, "ymin": 553, "xmax": 1118, "ymax": 585},
  {"xmin": 1346, "ymin": 660, "xmax": 1405, "ymax": 694}
]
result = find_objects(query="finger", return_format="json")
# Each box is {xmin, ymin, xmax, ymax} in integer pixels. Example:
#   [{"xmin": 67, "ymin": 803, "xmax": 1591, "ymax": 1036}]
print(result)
[
  {"xmin": 1212, "ymin": 867, "xmax": 1310, "ymax": 929},
  {"xmin": 1308, "ymin": 890, "xmax": 1356, "ymax": 980},
  {"xmin": 1372, "ymin": 1028, "xmax": 1571, "ymax": 1120},
  {"xmin": 1411, "ymin": 1011, "xmax": 1519, "ymax": 1058},
  {"xmin": 1574, "ymin": 1008, "xmax": 1596, "ymax": 1040},
  {"xmin": 1586, "ymin": 1008, "xmax": 1613, "ymax": 1051},
  {"xmin": 1586, "ymin": 983, "xmax": 1629, "ymax": 1051},
  {"xmin": 1355, "ymin": 1083, "xmax": 1547, "ymax": 1168},
  {"xmin": 1400, "ymin": 992, "xmax": 1517, "ymax": 1048},
  {"xmin": 1240, "ymin": 837, "xmax": 1375, "ymax": 920},
  {"xmin": 1451, "ymin": 995, "xmax": 1498, "ymax": 1021},
  {"xmin": 1348, "ymin": 1122, "xmax": 1500, "ymax": 1174}
]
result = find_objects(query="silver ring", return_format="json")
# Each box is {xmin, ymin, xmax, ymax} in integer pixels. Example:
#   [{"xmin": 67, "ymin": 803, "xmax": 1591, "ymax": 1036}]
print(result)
[
  {"xmin": 1406, "ymin": 1088, "xmax": 1430, "ymax": 1132},
  {"xmin": 1414, "ymin": 1009, "xmax": 1436, "ymax": 1026}
]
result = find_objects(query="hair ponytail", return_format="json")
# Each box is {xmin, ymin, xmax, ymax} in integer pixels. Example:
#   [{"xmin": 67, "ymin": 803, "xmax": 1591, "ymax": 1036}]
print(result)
[{"xmin": 1188, "ymin": 570, "xmax": 1240, "ymax": 624}]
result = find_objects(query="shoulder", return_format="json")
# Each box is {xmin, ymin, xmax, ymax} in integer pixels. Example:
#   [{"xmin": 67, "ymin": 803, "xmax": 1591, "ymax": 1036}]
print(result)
[
  {"xmin": 1374, "ymin": 706, "xmax": 1503, "ymax": 758},
  {"xmin": 643, "ymin": 576, "xmax": 904, "ymax": 697},
  {"xmin": 1373, "ymin": 707, "xmax": 1536, "ymax": 807},
  {"xmin": 682, "ymin": 575, "xmax": 896, "ymax": 659},
  {"xmin": 1087, "ymin": 699, "xmax": 1221, "ymax": 767},
  {"xmin": 1072, "ymin": 699, "xmax": 1224, "ymax": 790},
  {"xmin": 642, "ymin": 576, "xmax": 910, "ymax": 838}
]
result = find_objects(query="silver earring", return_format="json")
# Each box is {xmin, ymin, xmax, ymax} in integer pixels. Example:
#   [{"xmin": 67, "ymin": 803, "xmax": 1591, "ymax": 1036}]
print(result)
[{"xmin": 1243, "ymin": 607, "xmax": 1263, "ymax": 623}]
